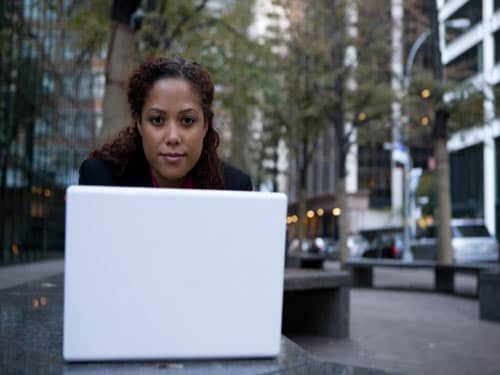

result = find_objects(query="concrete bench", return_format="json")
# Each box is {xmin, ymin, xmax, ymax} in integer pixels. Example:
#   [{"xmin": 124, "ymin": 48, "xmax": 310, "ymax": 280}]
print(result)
[
  {"xmin": 479, "ymin": 269, "xmax": 500, "ymax": 323},
  {"xmin": 282, "ymin": 268, "xmax": 350, "ymax": 338},
  {"xmin": 344, "ymin": 258, "xmax": 498, "ymax": 296}
]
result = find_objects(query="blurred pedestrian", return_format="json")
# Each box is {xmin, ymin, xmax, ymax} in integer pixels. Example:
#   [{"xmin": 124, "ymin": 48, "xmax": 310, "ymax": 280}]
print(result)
[{"xmin": 79, "ymin": 56, "xmax": 251, "ymax": 191}]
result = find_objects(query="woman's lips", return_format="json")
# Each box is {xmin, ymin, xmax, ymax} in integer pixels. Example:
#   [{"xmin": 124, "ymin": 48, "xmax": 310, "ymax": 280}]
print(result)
[{"xmin": 159, "ymin": 153, "xmax": 185, "ymax": 162}]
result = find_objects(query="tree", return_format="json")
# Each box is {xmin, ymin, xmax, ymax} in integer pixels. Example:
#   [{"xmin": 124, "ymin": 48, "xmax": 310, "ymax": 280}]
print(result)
[
  {"xmin": 261, "ymin": 1, "xmax": 335, "ymax": 248},
  {"xmin": 328, "ymin": 0, "xmax": 395, "ymax": 262},
  {"xmin": 70, "ymin": 1, "xmax": 267, "ymax": 176},
  {"xmin": 102, "ymin": 0, "xmax": 141, "ymax": 143},
  {"xmin": 138, "ymin": 0, "xmax": 264, "ymax": 175},
  {"xmin": 264, "ymin": 0, "xmax": 394, "ymax": 259},
  {"xmin": 403, "ymin": 0, "xmax": 484, "ymax": 263}
]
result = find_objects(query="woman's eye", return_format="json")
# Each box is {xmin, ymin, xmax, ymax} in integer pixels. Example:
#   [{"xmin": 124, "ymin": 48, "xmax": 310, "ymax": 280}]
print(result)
[
  {"xmin": 150, "ymin": 116, "xmax": 163, "ymax": 126},
  {"xmin": 181, "ymin": 117, "xmax": 195, "ymax": 126}
]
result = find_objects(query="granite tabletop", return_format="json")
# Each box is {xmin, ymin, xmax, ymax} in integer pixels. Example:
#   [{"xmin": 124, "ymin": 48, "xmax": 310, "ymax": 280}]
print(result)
[{"xmin": 0, "ymin": 274, "xmax": 395, "ymax": 375}]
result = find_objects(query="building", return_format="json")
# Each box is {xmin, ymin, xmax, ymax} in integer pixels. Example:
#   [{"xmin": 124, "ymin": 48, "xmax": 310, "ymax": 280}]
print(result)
[
  {"xmin": 264, "ymin": 0, "xmax": 445, "ymax": 242},
  {"xmin": 0, "ymin": 0, "xmax": 103, "ymax": 263},
  {"xmin": 280, "ymin": 0, "xmax": 424, "ymax": 241},
  {"xmin": 440, "ymin": 0, "xmax": 500, "ymax": 238}
]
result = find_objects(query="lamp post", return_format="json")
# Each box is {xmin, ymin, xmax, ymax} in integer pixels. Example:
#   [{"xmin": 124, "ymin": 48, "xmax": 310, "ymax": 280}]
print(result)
[{"xmin": 397, "ymin": 17, "xmax": 471, "ymax": 261}]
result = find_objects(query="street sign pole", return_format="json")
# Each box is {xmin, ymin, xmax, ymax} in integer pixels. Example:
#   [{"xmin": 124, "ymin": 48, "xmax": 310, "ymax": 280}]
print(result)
[
  {"xmin": 403, "ymin": 154, "xmax": 412, "ymax": 261},
  {"xmin": 385, "ymin": 141, "xmax": 413, "ymax": 261}
]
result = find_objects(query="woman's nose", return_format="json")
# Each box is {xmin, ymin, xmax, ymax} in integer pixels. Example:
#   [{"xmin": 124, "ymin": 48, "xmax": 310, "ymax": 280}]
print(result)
[{"xmin": 165, "ymin": 123, "xmax": 181, "ymax": 145}]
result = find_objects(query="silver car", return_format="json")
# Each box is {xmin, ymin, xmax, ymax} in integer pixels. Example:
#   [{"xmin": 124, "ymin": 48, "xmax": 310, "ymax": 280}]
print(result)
[
  {"xmin": 347, "ymin": 234, "xmax": 370, "ymax": 258},
  {"xmin": 287, "ymin": 237, "xmax": 337, "ymax": 256},
  {"xmin": 413, "ymin": 219, "xmax": 499, "ymax": 263}
]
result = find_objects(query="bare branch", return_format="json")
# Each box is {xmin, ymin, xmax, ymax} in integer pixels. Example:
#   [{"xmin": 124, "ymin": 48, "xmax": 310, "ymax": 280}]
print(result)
[{"xmin": 163, "ymin": 0, "xmax": 210, "ymax": 49}]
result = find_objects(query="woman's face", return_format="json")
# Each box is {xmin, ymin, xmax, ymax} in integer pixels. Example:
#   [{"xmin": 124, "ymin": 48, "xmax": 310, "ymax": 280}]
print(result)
[{"xmin": 138, "ymin": 78, "xmax": 207, "ymax": 188}]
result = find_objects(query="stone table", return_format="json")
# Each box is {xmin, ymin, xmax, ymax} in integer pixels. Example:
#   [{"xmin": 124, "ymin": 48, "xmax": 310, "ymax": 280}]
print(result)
[{"xmin": 0, "ymin": 274, "xmax": 394, "ymax": 375}]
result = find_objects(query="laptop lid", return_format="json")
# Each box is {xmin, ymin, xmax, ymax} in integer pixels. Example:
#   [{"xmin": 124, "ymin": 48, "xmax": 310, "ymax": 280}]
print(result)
[{"xmin": 63, "ymin": 186, "xmax": 287, "ymax": 361}]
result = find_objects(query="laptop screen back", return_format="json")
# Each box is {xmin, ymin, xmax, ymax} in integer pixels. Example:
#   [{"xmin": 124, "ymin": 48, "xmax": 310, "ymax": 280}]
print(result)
[{"xmin": 63, "ymin": 186, "xmax": 287, "ymax": 361}]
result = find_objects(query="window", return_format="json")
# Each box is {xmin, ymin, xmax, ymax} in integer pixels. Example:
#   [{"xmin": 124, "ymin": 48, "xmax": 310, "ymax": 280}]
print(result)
[
  {"xmin": 450, "ymin": 144, "xmax": 484, "ymax": 218},
  {"xmin": 452, "ymin": 225, "xmax": 490, "ymax": 238},
  {"xmin": 44, "ymin": 36, "xmax": 56, "ymax": 61},
  {"xmin": 42, "ymin": 73, "xmax": 55, "ymax": 93},
  {"xmin": 77, "ymin": 74, "xmax": 92, "ymax": 100},
  {"xmin": 445, "ymin": 1, "xmax": 481, "ymax": 45},
  {"xmin": 63, "ymin": 76, "xmax": 74, "ymax": 97},
  {"xmin": 495, "ymin": 29, "xmax": 500, "ymax": 65},
  {"xmin": 58, "ymin": 109, "xmax": 75, "ymax": 137},
  {"xmin": 75, "ymin": 113, "xmax": 93, "ymax": 141},
  {"xmin": 34, "ymin": 119, "xmax": 51, "ymax": 137},
  {"xmin": 494, "ymin": 83, "xmax": 500, "ymax": 118},
  {"xmin": 495, "ymin": 137, "xmax": 500, "ymax": 241},
  {"xmin": 358, "ymin": 144, "xmax": 391, "ymax": 208},
  {"xmin": 93, "ymin": 73, "xmax": 105, "ymax": 98},
  {"xmin": 63, "ymin": 41, "xmax": 75, "ymax": 60},
  {"xmin": 445, "ymin": 42, "xmax": 483, "ymax": 81}
]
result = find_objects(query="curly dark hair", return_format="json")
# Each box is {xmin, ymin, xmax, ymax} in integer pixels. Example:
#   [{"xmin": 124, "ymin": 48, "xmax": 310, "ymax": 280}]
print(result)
[{"xmin": 91, "ymin": 56, "xmax": 223, "ymax": 189}]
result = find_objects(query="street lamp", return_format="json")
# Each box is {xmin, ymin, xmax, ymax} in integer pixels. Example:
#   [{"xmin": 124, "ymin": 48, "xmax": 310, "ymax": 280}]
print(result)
[
  {"xmin": 397, "ymin": 17, "xmax": 471, "ymax": 261},
  {"xmin": 404, "ymin": 18, "xmax": 471, "ymax": 94}
]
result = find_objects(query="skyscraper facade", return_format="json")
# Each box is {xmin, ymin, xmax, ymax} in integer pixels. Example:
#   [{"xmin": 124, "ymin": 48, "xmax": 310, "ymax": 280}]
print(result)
[
  {"xmin": 441, "ymin": 0, "xmax": 500, "ymax": 238},
  {"xmin": 0, "ymin": 0, "xmax": 102, "ymax": 263}
]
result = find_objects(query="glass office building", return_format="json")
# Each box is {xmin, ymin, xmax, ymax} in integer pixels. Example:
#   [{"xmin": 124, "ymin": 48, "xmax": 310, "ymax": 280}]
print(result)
[{"xmin": 0, "ymin": 0, "xmax": 101, "ymax": 263}]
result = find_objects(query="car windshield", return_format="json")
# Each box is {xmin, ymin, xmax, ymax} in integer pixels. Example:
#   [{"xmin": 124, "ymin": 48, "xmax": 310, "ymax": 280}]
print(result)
[{"xmin": 452, "ymin": 225, "xmax": 490, "ymax": 238}]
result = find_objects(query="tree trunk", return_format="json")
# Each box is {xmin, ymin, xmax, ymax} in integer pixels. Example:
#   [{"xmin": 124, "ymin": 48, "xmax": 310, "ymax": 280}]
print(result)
[
  {"xmin": 430, "ymin": 1, "xmax": 453, "ymax": 263},
  {"xmin": 337, "ymin": 176, "xmax": 350, "ymax": 263},
  {"xmin": 434, "ymin": 112, "xmax": 453, "ymax": 263},
  {"xmin": 296, "ymin": 186, "xmax": 307, "ymax": 253},
  {"xmin": 99, "ymin": 22, "xmax": 136, "ymax": 144},
  {"xmin": 293, "ymin": 131, "xmax": 312, "ymax": 253}
]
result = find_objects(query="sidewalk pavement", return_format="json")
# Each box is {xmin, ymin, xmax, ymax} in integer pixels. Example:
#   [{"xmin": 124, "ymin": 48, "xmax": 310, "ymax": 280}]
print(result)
[
  {"xmin": 2, "ymin": 259, "xmax": 499, "ymax": 374},
  {"xmin": 292, "ymin": 266, "xmax": 500, "ymax": 375},
  {"xmin": 0, "ymin": 258, "xmax": 64, "ymax": 290}
]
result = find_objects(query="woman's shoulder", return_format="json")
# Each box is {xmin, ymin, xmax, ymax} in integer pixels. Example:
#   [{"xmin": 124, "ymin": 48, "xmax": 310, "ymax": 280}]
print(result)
[
  {"xmin": 222, "ymin": 162, "xmax": 252, "ymax": 191},
  {"xmin": 79, "ymin": 158, "xmax": 116, "ymax": 186},
  {"xmin": 79, "ymin": 157, "xmax": 152, "ymax": 187}
]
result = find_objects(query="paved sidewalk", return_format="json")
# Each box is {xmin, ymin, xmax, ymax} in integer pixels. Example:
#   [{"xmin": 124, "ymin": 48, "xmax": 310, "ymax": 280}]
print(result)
[
  {"xmin": 292, "ymin": 267, "xmax": 500, "ymax": 375},
  {"xmin": 0, "ymin": 258, "xmax": 64, "ymax": 289}
]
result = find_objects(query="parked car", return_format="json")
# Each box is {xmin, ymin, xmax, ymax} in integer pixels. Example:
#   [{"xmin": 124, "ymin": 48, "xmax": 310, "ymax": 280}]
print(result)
[
  {"xmin": 317, "ymin": 237, "xmax": 340, "ymax": 260},
  {"xmin": 288, "ymin": 238, "xmax": 313, "ymax": 253},
  {"xmin": 287, "ymin": 237, "xmax": 338, "ymax": 258},
  {"xmin": 412, "ymin": 219, "xmax": 499, "ymax": 263},
  {"xmin": 347, "ymin": 234, "xmax": 370, "ymax": 258},
  {"xmin": 362, "ymin": 232, "xmax": 404, "ymax": 259}
]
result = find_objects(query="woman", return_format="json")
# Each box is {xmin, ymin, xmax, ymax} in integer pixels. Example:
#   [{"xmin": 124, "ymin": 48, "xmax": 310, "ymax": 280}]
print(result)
[{"xmin": 79, "ymin": 56, "xmax": 252, "ymax": 191}]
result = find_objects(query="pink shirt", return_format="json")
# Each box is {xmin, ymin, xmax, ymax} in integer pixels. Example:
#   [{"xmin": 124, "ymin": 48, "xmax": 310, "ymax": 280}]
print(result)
[{"xmin": 150, "ymin": 167, "xmax": 194, "ymax": 189}]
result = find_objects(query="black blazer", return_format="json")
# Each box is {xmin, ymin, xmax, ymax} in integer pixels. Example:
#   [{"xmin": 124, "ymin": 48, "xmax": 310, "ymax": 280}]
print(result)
[{"xmin": 79, "ymin": 158, "xmax": 253, "ymax": 191}]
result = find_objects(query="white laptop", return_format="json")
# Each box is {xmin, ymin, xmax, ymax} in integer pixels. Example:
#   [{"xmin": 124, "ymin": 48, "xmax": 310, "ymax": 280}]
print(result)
[{"xmin": 63, "ymin": 186, "xmax": 287, "ymax": 362}]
